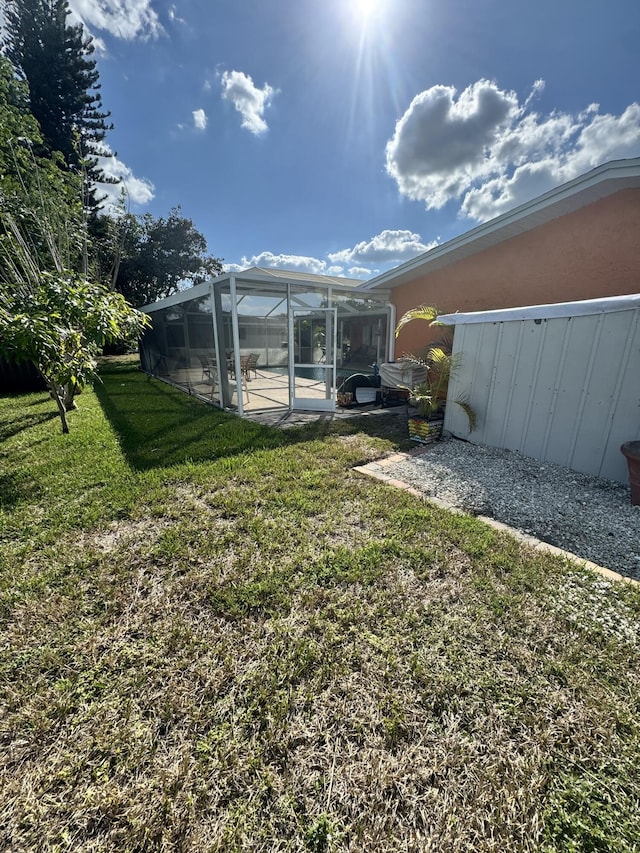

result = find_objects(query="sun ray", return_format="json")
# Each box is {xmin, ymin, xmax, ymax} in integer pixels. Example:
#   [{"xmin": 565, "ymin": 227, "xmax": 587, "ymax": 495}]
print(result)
[
  {"xmin": 349, "ymin": 0, "xmax": 384, "ymax": 27},
  {"xmin": 355, "ymin": 0, "xmax": 378, "ymax": 16}
]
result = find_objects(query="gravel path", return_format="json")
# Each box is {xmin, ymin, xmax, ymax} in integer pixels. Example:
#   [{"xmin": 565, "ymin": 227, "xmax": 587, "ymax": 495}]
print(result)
[{"xmin": 383, "ymin": 438, "xmax": 640, "ymax": 581}]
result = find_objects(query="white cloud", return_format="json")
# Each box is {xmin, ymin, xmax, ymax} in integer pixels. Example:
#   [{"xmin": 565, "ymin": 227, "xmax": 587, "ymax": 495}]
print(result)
[
  {"xmin": 348, "ymin": 266, "xmax": 377, "ymax": 278},
  {"xmin": 90, "ymin": 35, "xmax": 108, "ymax": 54},
  {"xmin": 69, "ymin": 0, "xmax": 162, "ymax": 40},
  {"xmin": 220, "ymin": 70, "xmax": 275, "ymax": 135},
  {"xmin": 192, "ymin": 109, "xmax": 207, "ymax": 131},
  {"xmin": 329, "ymin": 229, "xmax": 437, "ymax": 265},
  {"xmin": 386, "ymin": 80, "xmax": 520, "ymax": 208},
  {"xmin": 523, "ymin": 78, "xmax": 545, "ymax": 109},
  {"xmin": 228, "ymin": 251, "xmax": 330, "ymax": 275},
  {"xmin": 168, "ymin": 5, "xmax": 185, "ymax": 25},
  {"xmin": 95, "ymin": 148, "xmax": 155, "ymax": 211},
  {"xmin": 224, "ymin": 233, "xmax": 434, "ymax": 281},
  {"xmin": 223, "ymin": 259, "xmax": 375, "ymax": 280},
  {"xmin": 386, "ymin": 79, "xmax": 640, "ymax": 221}
]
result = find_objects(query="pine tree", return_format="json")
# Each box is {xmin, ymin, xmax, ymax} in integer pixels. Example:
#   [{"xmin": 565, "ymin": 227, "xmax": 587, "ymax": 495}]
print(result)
[{"xmin": 3, "ymin": 0, "xmax": 116, "ymax": 209}]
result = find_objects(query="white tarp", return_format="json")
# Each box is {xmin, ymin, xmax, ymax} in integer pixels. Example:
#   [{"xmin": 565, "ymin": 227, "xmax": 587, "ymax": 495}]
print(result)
[{"xmin": 379, "ymin": 361, "xmax": 428, "ymax": 389}]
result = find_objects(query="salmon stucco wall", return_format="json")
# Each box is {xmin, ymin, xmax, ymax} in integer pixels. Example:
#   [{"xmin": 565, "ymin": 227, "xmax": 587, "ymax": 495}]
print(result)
[{"xmin": 393, "ymin": 189, "xmax": 640, "ymax": 356}]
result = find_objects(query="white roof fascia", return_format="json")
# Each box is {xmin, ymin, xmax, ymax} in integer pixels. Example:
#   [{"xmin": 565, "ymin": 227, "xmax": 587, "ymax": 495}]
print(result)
[
  {"xmin": 237, "ymin": 267, "xmax": 364, "ymax": 287},
  {"xmin": 141, "ymin": 278, "xmax": 214, "ymax": 313},
  {"xmin": 142, "ymin": 269, "xmax": 387, "ymax": 312},
  {"xmin": 438, "ymin": 293, "xmax": 640, "ymax": 326},
  {"xmin": 362, "ymin": 158, "xmax": 640, "ymax": 291}
]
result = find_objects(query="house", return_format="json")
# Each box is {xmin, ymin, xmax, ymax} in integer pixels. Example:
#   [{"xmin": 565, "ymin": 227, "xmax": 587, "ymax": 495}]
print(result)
[
  {"xmin": 137, "ymin": 158, "xmax": 640, "ymax": 421},
  {"xmin": 362, "ymin": 158, "xmax": 640, "ymax": 356}
]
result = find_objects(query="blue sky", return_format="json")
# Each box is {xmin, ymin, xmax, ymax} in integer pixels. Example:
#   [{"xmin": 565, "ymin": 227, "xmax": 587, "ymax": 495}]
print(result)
[{"xmin": 68, "ymin": 0, "xmax": 640, "ymax": 279}]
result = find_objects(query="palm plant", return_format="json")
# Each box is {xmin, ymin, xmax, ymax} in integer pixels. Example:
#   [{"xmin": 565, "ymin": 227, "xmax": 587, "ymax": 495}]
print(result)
[{"xmin": 395, "ymin": 305, "xmax": 476, "ymax": 432}]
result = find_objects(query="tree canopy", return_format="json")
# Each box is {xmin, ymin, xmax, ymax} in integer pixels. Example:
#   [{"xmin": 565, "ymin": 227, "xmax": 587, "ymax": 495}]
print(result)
[
  {"xmin": 103, "ymin": 207, "xmax": 224, "ymax": 307},
  {"xmin": 0, "ymin": 53, "xmax": 147, "ymax": 432},
  {"xmin": 0, "ymin": 210, "xmax": 149, "ymax": 433},
  {"xmin": 0, "ymin": 10, "xmax": 223, "ymax": 428},
  {"xmin": 3, "ymin": 0, "xmax": 114, "ymax": 207}
]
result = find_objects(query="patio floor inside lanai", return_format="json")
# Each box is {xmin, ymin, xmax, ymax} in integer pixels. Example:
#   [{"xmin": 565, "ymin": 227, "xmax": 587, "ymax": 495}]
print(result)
[
  {"xmin": 161, "ymin": 363, "xmax": 401, "ymax": 427},
  {"xmin": 165, "ymin": 364, "xmax": 328, "ymax": 412}
]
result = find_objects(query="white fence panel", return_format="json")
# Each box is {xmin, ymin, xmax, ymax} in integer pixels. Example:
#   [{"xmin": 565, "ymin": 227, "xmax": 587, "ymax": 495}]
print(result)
[{"xmin": 445, "ymin": 306, "xmax": 640, "ymax": 484}]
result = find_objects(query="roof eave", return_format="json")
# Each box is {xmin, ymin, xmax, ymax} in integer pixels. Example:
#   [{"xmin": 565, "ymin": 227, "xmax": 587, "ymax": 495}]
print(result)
[
  {"xmin": 141, "ymin": 268, "xmax": 388, "ymax": 313},
  {"xmin": 363, "ymin": 157, "xmax": 640, "ymax": 291}
]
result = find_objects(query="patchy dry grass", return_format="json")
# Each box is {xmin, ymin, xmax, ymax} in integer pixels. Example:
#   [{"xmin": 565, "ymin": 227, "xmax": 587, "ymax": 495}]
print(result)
[{"xmin": 1, "ymin": 358, "xmax": 640, "ymax": 852}]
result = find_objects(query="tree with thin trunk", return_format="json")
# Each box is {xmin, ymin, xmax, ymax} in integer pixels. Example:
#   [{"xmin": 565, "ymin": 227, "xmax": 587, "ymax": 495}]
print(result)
[{"xmin": 0, "ymin": 210, "xmax": 149, "ymax": 433}]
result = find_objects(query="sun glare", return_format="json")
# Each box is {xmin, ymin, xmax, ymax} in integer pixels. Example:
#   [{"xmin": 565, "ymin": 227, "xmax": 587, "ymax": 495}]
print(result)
[
  {"xmin": 353, "ymin": 0, "xmax": 382, "ymax": 22},
  {"xmin": 354, "ymin": 0, "xmax": 380, "ymax": 18},
  {"xmin": 355, "ymin": 0, "xmax": 376, "ymax": 14}
]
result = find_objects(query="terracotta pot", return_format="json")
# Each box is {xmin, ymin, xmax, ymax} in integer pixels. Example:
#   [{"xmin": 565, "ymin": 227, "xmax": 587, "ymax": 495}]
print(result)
[{"xmin": 621, "ymin": 441, "xmax": 640, "ymax": 505}]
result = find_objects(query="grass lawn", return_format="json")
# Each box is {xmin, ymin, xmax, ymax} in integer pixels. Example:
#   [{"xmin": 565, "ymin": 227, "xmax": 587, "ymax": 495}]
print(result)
[{"xmin": 1, "ymin": 356, "xmax": 639, "ymax": 852}]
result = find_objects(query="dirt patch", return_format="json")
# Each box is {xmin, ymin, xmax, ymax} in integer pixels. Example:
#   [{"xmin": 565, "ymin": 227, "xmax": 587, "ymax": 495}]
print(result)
[{"xmin": 79, "ymin": 517, "xmax": 172, "ymax": 554}]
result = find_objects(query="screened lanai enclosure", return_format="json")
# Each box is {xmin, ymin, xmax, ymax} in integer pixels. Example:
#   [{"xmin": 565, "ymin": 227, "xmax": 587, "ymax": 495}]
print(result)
[{"xmin": 139, "ymin": 268, "xmax": 394, "ymax": 416}]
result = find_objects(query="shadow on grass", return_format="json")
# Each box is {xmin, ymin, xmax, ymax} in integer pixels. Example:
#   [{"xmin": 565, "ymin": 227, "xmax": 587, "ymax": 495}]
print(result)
[
  {"xmin": 0, "ymin": 409, "xmax": 58, "ymax": 442},
  {"xmin": 94, "ymin": 359, "xmax": 290, "ymax": 471},
  {"xmin": 94, "ymin": 359, "xmax": 408, "ymax": 472},
  {"xmin": 0, "ymin": 469, "xmax": 43, "ymax": 510},
  {"xmin": 0, "ymin": 403, "xmax": 58, "ymax": 509}
]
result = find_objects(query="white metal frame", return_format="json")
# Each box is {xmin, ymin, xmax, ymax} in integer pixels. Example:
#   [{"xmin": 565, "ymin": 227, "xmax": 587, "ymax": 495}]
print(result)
[
  {"xmin": 289, "ymin": 306, "xmax": 337, "ymax": 412},
  {"xmin": 142, "ymin": 269, "xmax": 396, "ymax": 417}
]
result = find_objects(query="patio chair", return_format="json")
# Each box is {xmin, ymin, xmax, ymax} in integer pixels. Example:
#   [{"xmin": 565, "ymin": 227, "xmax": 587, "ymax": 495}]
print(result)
[
  {"xmin": 227, "ymin": 352, "xmax": 235, "ymax": 377},
  {"xmin": 240, "ymin": 354, "xmax": 251, "ymax": 381},
  {"xmin": 207, "ymin": 366, "xmax": 219, "ymax": 400},
  {"xmin": 198, "ymin": 354, "xmax": 214, "ymax": 381},
  {"xmin": 229, "ymin": 372, "xmax": 250, "ymax": 405},
  {"xmin": 247, "ymin": 352, "xmax": 260, "ymax": 379}
]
